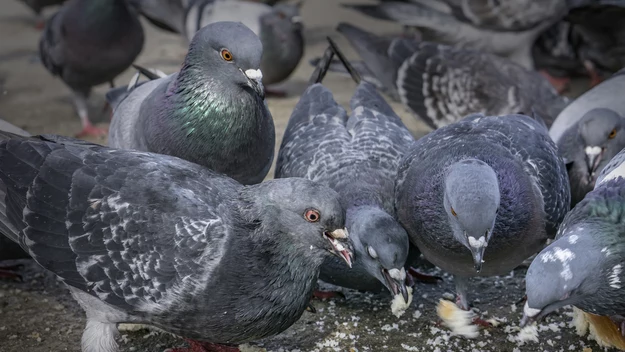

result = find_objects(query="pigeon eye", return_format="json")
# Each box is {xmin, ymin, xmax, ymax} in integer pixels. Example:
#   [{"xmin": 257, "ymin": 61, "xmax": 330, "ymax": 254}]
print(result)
[
  {"xmin": 304, "ymin": 209, "xmax": 320, "ymax": 222},
  {"xmin": 609, "ymin": 128, "xmax": 617, "ymax": 139},
  {"xmin": 367, "ymin": 246, "xmax": 378, "ymax": 259},
  {"xmin": 451, "ymin": 207, "xmax": 457, "ymax": 217},
  {"xmin": 221, "ymin": 49, "xmax": 233, "ymax": 62}
]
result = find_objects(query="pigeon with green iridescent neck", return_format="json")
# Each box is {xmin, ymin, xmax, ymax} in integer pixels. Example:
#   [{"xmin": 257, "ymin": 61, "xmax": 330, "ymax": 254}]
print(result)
[
  {"xmin": 522, "ymin": 148, "xmax": 625, "ymax": 338},
  {"xmin": 108, "ymin": 21, "xmax": 274, "ymax": 185}
]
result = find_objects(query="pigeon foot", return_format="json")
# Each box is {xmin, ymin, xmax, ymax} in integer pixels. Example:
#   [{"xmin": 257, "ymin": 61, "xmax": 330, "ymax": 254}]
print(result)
[
  {"xmin": 35, "ymin": 18, "xmax": 45, "ymax": 30},
  {"xmin": 0, "ymin": 265, "xmax": 23, "ymax": 281},
  {"xmin": 472, "ymin": 316, "xmax": 494, "ymax": 328},
  {"xmin": 407, "ymin": 267, "xmax": 443, "ymax": 285},
  {"xmin": 312, "ymin": 290, "xmax": 345, "ymax": 300},
  {"xmin": 265, "ymin": 87, "xmax": 288, "ymax": 98},
  {"xmin": 539, "ymin": 70, "xmax": 570, "ymax": 94},
  {"xmin": 583, "ymin": 61, "xmax": 604, "ymax": 88},
  {"xmin": 167, "ymin": 339, "xmax": 240, "ymax": 352},
  {"xmin": 76, "ymin": 123, "xmax": 107, "ymax": 138}
]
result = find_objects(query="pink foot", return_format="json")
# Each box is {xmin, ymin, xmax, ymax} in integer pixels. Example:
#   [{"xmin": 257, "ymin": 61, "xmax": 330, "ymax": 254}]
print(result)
[
  {"xmin": 584, "ymin": 61, "xmax": 604, "ymax": 88},
  {"xmin": 167, "ymin": 339, "xmax": 240, "ymax": 352},
  {"xmin": 35, "ymin": 19, "xmax": 45, "ymax": 30},
  {"xmin": 312, "ymin": 290, "xmax": 345, "ymax": 300},
  {"xmin": 539, "ymin": 70, "xmax": 571, "ymax": 94},
  {"xmin": 472, "ymin": 316, "xmax": 494, "ymax": 328},
  {"xmin": 75, "ymin": 123, "xmax": 107, "ymax": 138},
  {"xmin": 407, "ymin": 267, "xmax": 443, "ymax": 285}
]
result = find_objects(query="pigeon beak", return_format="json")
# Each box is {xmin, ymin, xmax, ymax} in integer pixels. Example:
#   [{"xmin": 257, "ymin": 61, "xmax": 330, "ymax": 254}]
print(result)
[
  {"xmin": 466, "ymin": 231, "xmax": 487, "ymax": 273},
  {"xmin": 585, "ymin": 146, "xmax": 604, "ymax": 177},
  {"xmin": 241, "ymin": 68, "xmax": 265, "ymax": 99},
  {"xmin": 520, "ymin": 302, "xmax": 542, "ymax": 328},
  {"xmin": 382, "ymin": 268, "xmax": 409, "ymax": 303},
  {"xmin": 323, "ymin": 228, "xmax": 353, "ymax": 268}
]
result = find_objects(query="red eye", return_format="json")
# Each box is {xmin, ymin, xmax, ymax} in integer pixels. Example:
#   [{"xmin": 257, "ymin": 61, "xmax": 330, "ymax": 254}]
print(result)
[{"xmin": 304, "ymin": 209, "xmax": 320, "ymax": 222}]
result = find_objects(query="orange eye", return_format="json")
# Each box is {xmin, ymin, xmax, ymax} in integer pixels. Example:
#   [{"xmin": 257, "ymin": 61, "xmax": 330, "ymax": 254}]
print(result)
[
  {"xmin": 221, "ymin": 49, "xmax": 233, "ymax": 61},
  {"xmin": 451, "ymin": 207, "xmax": 457, "ymax": 217},
  {"xmin": 609, "ymin": 128, "xmax": 617, "ymax": 139},
  {"xmin": 304, "ymin": 209, "xmax": 320, "ymax": 222}
]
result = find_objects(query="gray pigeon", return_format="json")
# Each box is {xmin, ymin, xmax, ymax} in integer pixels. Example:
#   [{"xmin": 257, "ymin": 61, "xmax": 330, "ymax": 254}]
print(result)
[
  {"xmin": 39, "ymin": 0, "xmax": 145, "ymax": 138},
  {"xmin": 128, "ymin": 0, "xmax": 187, "ymax": 33},
  {"xmin": 183, "ymin": 0, "xmax": 304, "ymax": 95},
  {"xmin": 330, "ymin": 22, "xmax": 569, "ymax": 130},
  {"xmin": 275, "ymin": 40, "xmax": 415, "ymax": 301},
  {"xmin": 18, "ymin": 0, "xmax": 67, "ymax": 28},
  {"xmin": 521, "ymin": 148, "xmax": 625, "ymax": 340},
  {"xmin": 557, "ymin": 108, "xmax": 625, "ymax": 207},
  {"xmin": 342, "ymin": 0, "xmax": 574, "ymax": 69},
  {"xmin": 0, "ymin": 119, "xmax": 30, "ymax": 280},
  {"xmin": 395, "ymin": 113, "xmax": 571, "ymax": 313},
  {"xmin": 108, "ymin": 21, "xmax": 275, "ymax": 186},
  {"xmin": 0, "ymin": 131, "xmax": 353, "ymax": 352},
  {"xmin": 550, "ymin": 68, "xmax": 625, "ymax": 144}
]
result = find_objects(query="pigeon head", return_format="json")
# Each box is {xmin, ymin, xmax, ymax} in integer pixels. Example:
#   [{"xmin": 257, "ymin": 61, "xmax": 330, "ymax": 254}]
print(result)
[
  {"xmin": 443, "ymin": 159, "xmax": 500, "ymax": 273},
  {"xmin": 262, "ymin": 3, "xmax": 303, "ymax": 32},
  {"xmin": 577, "ymin": 108, "xmax": 625, "ymax": 182},
  {"xmin": 521, "ymin": 225, "xmax": 618, "ymax": 327},
  {"xmin": 186, "ymin": 21, "xmax": 265, "ymax": 98},
  {"xmin": 347, "ymin": 206, "xmax": 410, "ymax": 302},
  {"xmin": 242, "ymin": 178, "xmax": 353, "ymax": 267}
]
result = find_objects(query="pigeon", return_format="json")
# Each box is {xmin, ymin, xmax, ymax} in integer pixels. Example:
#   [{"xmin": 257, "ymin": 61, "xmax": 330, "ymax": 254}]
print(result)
[
  {"xmin": 521, "ymin": 147, "xmax": 625, "ymax": 349},
  {"xmin": 557, "ymin": 108, "xmax": 625, "ymax": 207},
  {"xmin": 342, "ymin": 0, "xmax": 576, "ymax": 70},
  {"xmin": 39, "ymin": 0, "xmax": 145, "ymax": 138},
  {"xmin": 275, "ymin": 38, "xmax": 415, "ymax": 303},
  {"xmin": 550, "ymin": 68, "xmax": 625, "ymax": 144},
  {"xmin": 330, "ymin": 22, "xmax": 569, "ymax": 130},
  {"xmin": 0, "ymin": 130, "xmax": 353, "ymax": 352},
  {"xmin": 18, "ymin": 0, "xmax": 67, "ymax": 29},
  {"xmin": 395, "ymin": 113, "xmax": 571, "ymax": 315},
  {"xmin": 183, "ymin": 0, "xmax": 304, "ymax": 95},
  {"xmin": 128, "ymin": 0, "xmax": 187, "ymax": 33},
  {"xmin": 108, "ymin": 21, "xmax": 275, "ymax": 186},
  {"xmin": 0, "ymin": 119, "xmax": 30, "ymax": 280}
]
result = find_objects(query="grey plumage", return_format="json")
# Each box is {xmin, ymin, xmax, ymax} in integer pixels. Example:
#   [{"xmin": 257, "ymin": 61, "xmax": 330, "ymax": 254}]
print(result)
[
  {"xmin": 395, "ymin": 113, "xmax": 570, "ymax": 309},
  {"xmin": 557, "ymin": 108, "xmax": 625, "ymax": 207},
  {"xmin": 108, "ymin": 21, "xmax": 275, "ymax": 185},
  {"xmin": 332, "ymin": 22, "xmax": 569, "ymax": 130},
  {"xmin": 19, "ymin": 0, "xmax": 67, "ymax": 26},
  {"xmin": 0, "ymin": 131, "xmax": 353, "ymax": 352},
  {"xmin": 342, "ymin": 0, "xmax": 572, "ymax": 69},
  {"xmin": 184, "ymin": 0, "xmax": 304, "ymax": 86},
  {"xmin": 522, "ymin": 147, "xmax": 625, "ymax": 326},
  {"xmin": 275, "ymin": 72, "xmax": 414, "ymax": 297},
  {"xmin": 550, "ymin": 68, "xmax": 625, "ymax": 144},
  {"xmin": 128, "ymin": 0, "xmax": 187, "ymax": 33},
  {"xmin": 39, "ymin": 0, "xmax": 145, "ymax": 137}
]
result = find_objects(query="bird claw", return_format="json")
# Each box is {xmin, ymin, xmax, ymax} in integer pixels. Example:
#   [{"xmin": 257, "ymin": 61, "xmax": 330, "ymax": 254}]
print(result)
[
  {"xmin": 75, "ymin": 124, "xmax": 108, "ymax": 138},
  {"xmin": 472, "ymin": 316, "xmax": 494, "ymax": 328},
  {"xmin": 407, "ymin": 267, "xmax": 443, "ymax": 285},
  {"xmin": 312, "ymin": 290, "xmax": 345, "ymax": 300},
  {"xmin": 538, "ymin": 70, "xmax": 571, "ymax": 94}
]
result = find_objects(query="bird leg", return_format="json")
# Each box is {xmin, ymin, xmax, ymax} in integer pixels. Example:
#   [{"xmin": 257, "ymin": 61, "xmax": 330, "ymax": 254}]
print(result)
[
  {"xmin": 72, "ymin": 91, "xmax": 107, "ymax": 138},
  {"xmin": 406, "ymin": 267, "xmax": 443, "ymax": 286},
  {"xmin": 0, "ymin": 265, "xmax": 23, "ymax": 281},
  {"xmin": 454, "ymin": 276, "xmax": 493, "ymax": 328},
  {"xmin": 583, "ymin": 60, "xmax": 604, "ymax": 88},
  {"xmin": 167, "ymin": 339, "xmax": 240, "ymax": 352},
  {"xmin": 538, "ymin": 70, "xmax": 571, "ymax": 94},
  {"xmin": 312, "ymin": 290, "xmax": 345, "ymax": 300}
]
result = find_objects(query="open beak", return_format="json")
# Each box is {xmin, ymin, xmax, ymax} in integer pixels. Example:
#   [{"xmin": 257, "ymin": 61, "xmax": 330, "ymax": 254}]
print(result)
[
  {"xmin": 241, "ymin": 68, "xmax": 265, "ymax": 99},
  {"xmin": 323, "ymin": 228, "xmax": 353, "ymax": 268},
  {"xmin": 382, "ymin": 268, "xmax": 409, "ymax": 303},
  {"xmin": 585, "ymin": 146, "xmax": 605, "ymax": 179}
]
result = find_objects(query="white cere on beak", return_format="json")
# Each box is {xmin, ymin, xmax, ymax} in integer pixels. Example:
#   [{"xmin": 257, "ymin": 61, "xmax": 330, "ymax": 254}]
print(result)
[
  {"xmin": 245, "ymin": 69, "xmax": 263, "ymax": 81},
  {"xmin": 388, "ymin": 267, "xmax": 406, "ymax": 281},
  {"xmin": 523, "ymin": 301, "xmax": 541, "ymax": 318},
  {"xmin": 468, "ymin": 236, "xmax": 487, "ymax": 249},
  {"xmin": 329, "ymin": 228, "xmax": 349, "ymax": 239},
  {"xmin": 585, "ymin": 146, "xmax": 602, "ymax": 157}
]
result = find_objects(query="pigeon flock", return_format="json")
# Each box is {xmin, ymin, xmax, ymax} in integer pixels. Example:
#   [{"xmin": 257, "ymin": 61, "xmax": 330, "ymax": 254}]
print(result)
[{"xmin": 2, "ymin": 0, "xmax": 625, "ymax": 351}]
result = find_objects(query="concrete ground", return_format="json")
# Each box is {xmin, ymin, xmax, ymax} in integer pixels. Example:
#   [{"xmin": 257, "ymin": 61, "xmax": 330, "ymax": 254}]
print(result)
[{"xmin": 0, "ymin": 0, "xmax": 602, "ymax": 351}]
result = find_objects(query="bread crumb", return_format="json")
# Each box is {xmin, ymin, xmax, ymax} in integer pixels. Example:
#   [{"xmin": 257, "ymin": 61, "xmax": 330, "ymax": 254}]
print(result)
[
  {"xmin": 516, "ymin": 324, "xmax": 539, "ymax": 344},
  {"xmin": 436, "ymin": 299, "xmax": 479, "ymax": 338},
  {"xmin": 391, "ymin": 287, "xmax": 413, "ymax": 318}
]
